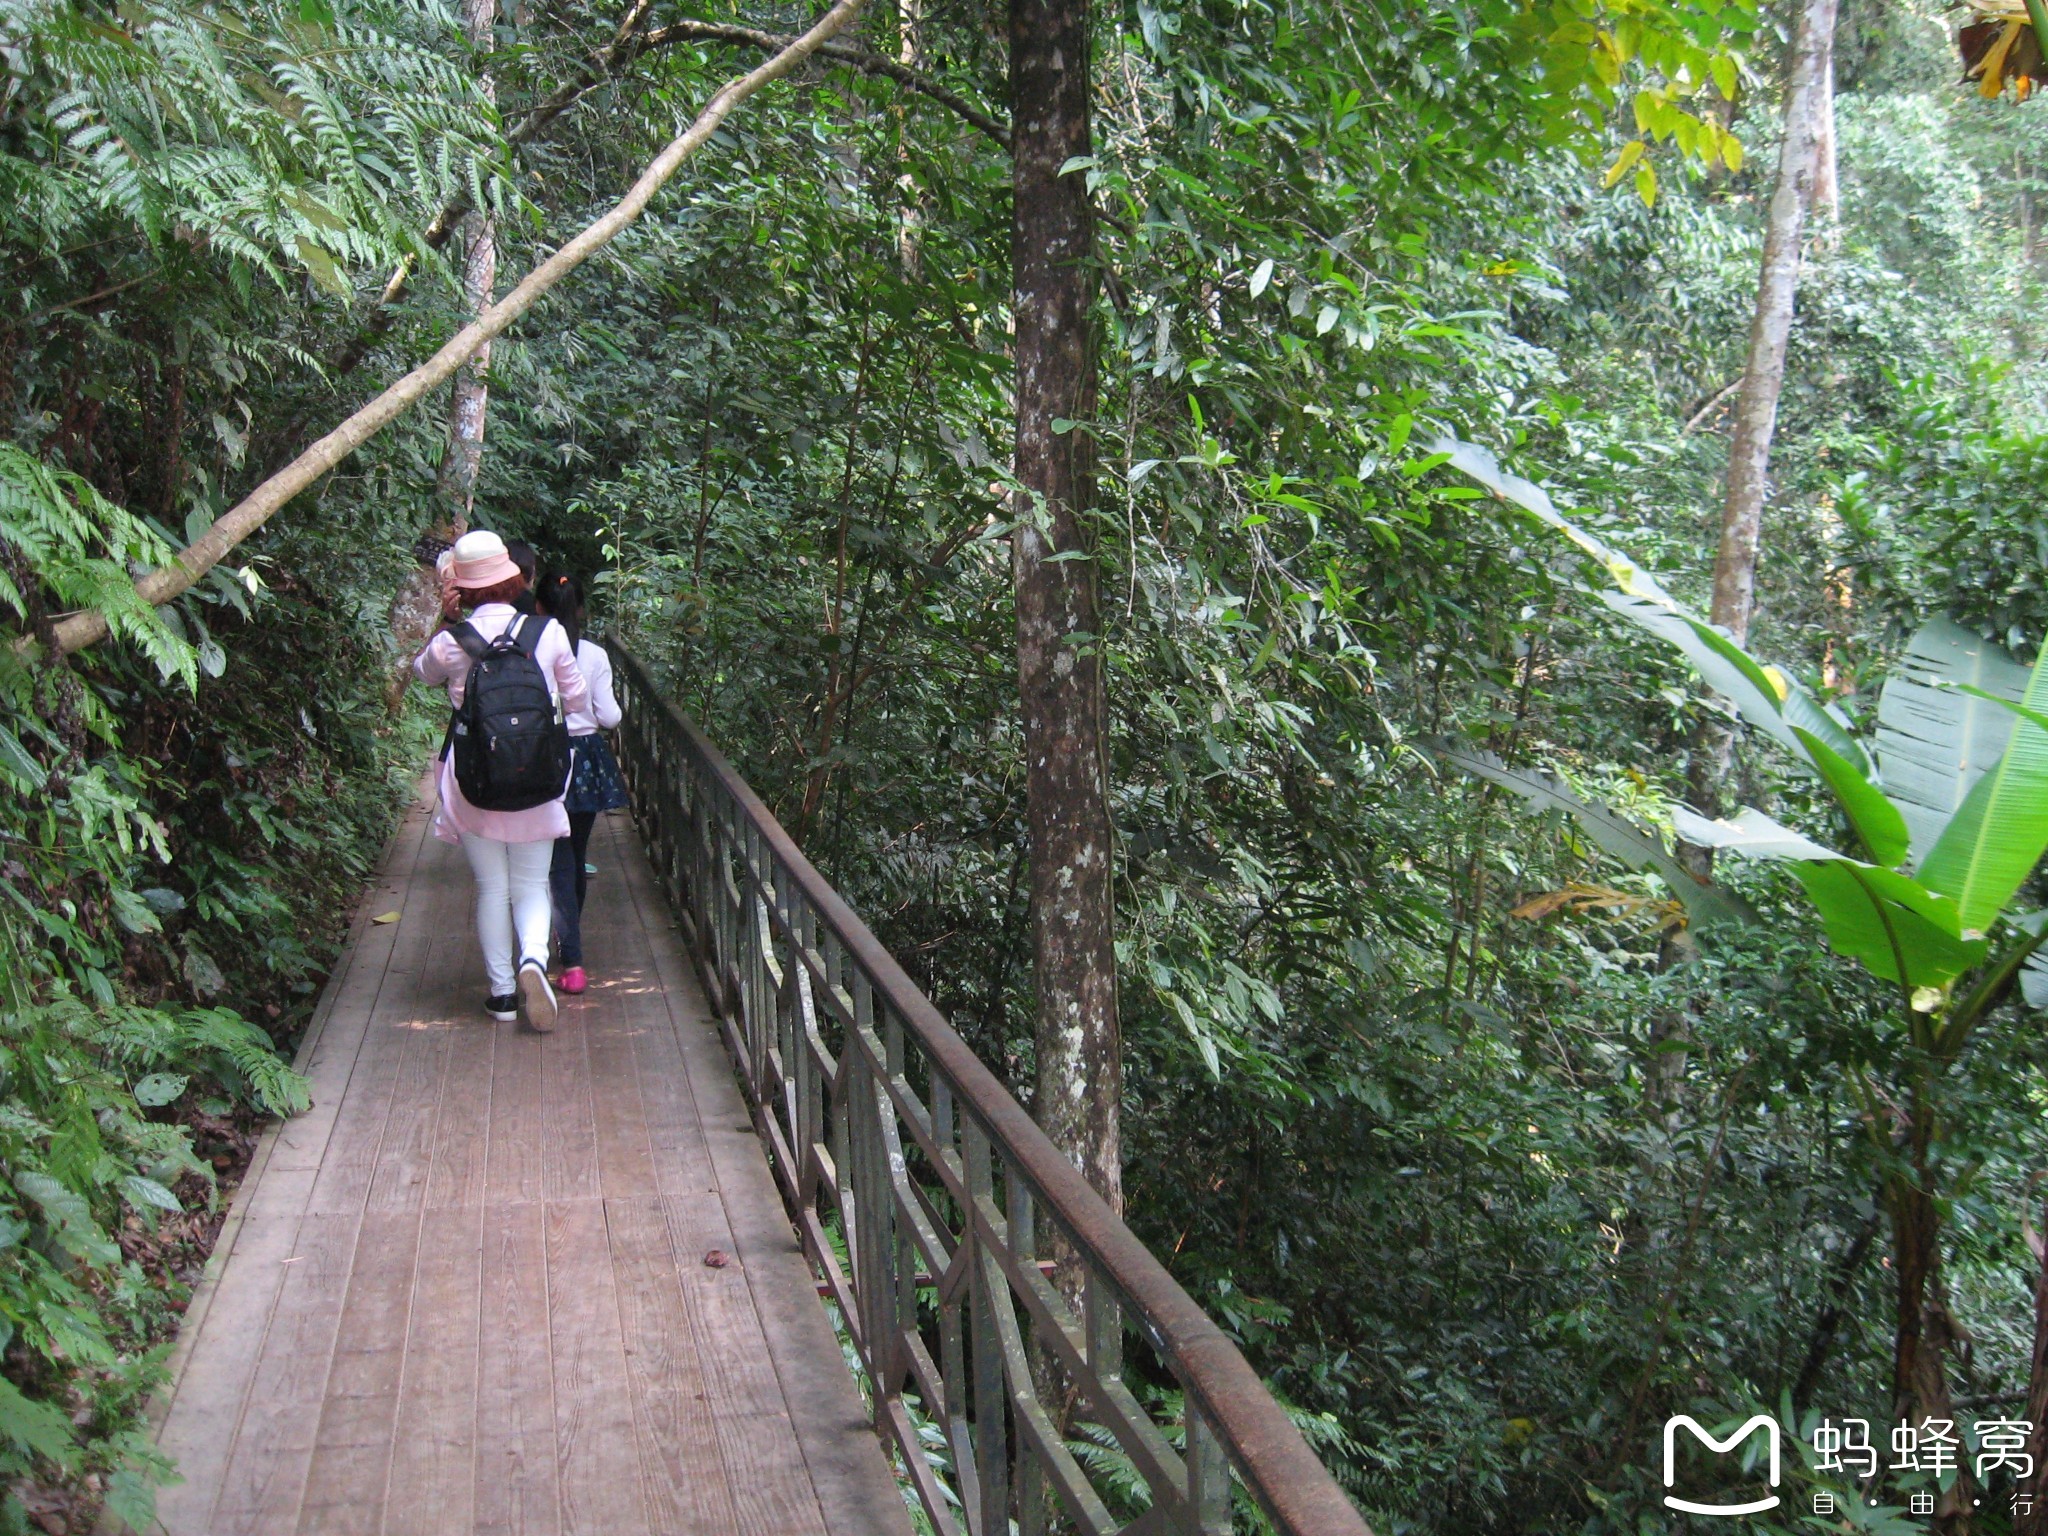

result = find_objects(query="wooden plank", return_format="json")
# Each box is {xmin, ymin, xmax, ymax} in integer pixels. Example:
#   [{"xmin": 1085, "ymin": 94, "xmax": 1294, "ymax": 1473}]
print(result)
[
  {"xmin": 205, "ymin": 1210, "xmax": 362, "ymax": 1535},
  {"xmin": 425, "ymin": 980, "xmax": 496, "ymax": 1211},
  {"xmin": 597, "ymin": 815, "xmax": 720, "ymax": 1205},
  {"xmin": 144, "ymin": 791, "xmax": 434, "ymax": 1535},
  {"xmin": 663, "ymin": 1192, "xmax": 830, "ymax": 1536},
  {"xmin": 473, "ymin": 1199, "xmax": 559, "ymax": 1536},
  {"xmin": 304, "ymin": 844, "xmax": 468, "ymax": 1216},
  {"xmin": 539, "ymin": 1024, "xmax": 601, "ymax": 1205},
  {"xmin": 149, "ymin": 1169, "xmax": 318, "ymax": 1536},
  {"xmin": 282, "ymin": 802, "xmax": 448, "ymax": 1182},
  {"xmin": 272, "ymin": 796, "xmax": 436, "ymax": 1174},
  {"xmin": 603, "ymin": 1195, "xmax": 740, "ymax": 1534},
  {"xmin": 618, "ymin": 811, "xmax": 913, "ymax": 1536},
  {"xmin": 383, "ymin": 1201, "xmax": 484, "ymax": 1536},
  {"xmin": 545, "ymin": 1198, "xmax": 649, "ymax": 1535},
  {"xmin": 584, "ymin": 995, "xmax": 659, "ymax": 1199},
  {"xmin": 293, "ymin": 1208, "xmax": 421, "ymax": 1534},
  {"xmin": 484, "ymin": 1020, "xmax": 546, "ymax": 1206},
  {"xmin": 365, "ymin": 950, "xmax": 461, "ymax": 1218}
]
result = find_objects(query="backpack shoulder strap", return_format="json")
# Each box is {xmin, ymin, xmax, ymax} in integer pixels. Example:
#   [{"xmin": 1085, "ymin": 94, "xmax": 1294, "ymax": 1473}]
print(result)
[
  {"xmin": 451, "ymin": 621, "xmax": 489, "ymax": 662},
  {"xmin": 511, "ymin": 614, "xmax": 551, "ymax": 658}
]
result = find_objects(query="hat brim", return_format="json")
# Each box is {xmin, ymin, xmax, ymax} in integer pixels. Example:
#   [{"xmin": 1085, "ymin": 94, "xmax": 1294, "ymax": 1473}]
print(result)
[{"xmin": 451, "ymin": 554, "xmax": 522, "ymax": 589}]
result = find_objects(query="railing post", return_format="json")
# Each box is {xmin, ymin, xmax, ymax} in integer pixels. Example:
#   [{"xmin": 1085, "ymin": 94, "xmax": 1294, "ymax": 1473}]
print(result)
[
  {"xmin": 1187, "ymin": 1401, "xmax": 1232, "ymax": 1536},
  {"xmin": 963, "ymin": 1117, "xmax": 1009, "ymax": 1536}
]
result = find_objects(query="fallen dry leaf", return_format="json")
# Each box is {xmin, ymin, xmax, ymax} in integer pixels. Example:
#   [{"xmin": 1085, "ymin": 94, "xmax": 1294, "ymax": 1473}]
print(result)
[
  {"xmin": 702, "ymin": 1249, "xmax": 730, "ymax": 1269},
  {"xmin": 371, "ymin": 911, "xmax": 401, "ymax": 924}
]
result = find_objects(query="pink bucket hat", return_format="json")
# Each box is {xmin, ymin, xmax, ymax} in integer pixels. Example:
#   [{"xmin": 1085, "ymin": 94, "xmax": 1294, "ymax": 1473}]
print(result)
[{"xmin": 448, "ymin": 530, "xmax": 522, "ymax": 590}]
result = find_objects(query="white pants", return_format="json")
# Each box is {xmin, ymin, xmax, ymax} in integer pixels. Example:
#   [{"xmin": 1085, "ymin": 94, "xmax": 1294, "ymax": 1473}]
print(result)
[{"xmin": 459, "ymin": 834, "xmax": 555, "ymax": 995}]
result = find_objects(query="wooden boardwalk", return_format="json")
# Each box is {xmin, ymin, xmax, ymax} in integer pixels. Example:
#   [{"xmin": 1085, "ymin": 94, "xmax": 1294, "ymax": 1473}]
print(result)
[{"xmin": 140, "ymin": 788, "xmax": 912, "ymax": 1536}]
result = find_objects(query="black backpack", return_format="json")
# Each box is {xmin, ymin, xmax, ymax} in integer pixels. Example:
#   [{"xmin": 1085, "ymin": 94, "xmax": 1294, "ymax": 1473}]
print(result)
[{"xmin": 447, "ymin": 616, "xmax": 571, "ymax": 812}]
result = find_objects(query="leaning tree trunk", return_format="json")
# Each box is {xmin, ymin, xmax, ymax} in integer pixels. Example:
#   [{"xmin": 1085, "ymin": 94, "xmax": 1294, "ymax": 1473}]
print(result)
[
  {"xmin": 1010, "ymin": 0, "xmax": 1120, "ymax": 1212},
  {"xmin": 1687, "ymin": 0, "xmax": 1838, "ymax": 815},
  {"xmin": 387, "ymin": 0, "xmax": 499, "ymax": 708},
  {"xmin": 25, "ymin": 0, "xmax": 870, "ymax": 662}
]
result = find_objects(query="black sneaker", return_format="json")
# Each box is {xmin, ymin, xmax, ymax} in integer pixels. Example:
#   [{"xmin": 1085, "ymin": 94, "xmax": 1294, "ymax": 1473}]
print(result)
[
  {"xmin": 517, "ymin": 959, "xmax": 556, "ymax": 1033},
  {"xmin": 485, "ymin": 993, "xmax": 517, "ymax": 1022}
]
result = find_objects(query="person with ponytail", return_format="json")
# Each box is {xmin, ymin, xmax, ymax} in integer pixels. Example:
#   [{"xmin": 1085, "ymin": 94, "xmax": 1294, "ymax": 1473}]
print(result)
[{"xmin": 533, "ymin": 572, "xmax": 627, "ymax": 993}]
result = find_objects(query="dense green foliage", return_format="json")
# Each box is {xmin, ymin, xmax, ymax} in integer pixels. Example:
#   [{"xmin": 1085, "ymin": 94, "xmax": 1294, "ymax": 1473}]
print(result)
[{"xmin": 1, "ymin": 0, "xmax": 2045, "ymax": 1529}]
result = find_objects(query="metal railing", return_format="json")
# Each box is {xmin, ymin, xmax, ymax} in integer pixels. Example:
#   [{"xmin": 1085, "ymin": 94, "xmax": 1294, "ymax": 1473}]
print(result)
[{"xmin": 611, "ymin": 644, "xmax": 1372, "ymax": 1536}]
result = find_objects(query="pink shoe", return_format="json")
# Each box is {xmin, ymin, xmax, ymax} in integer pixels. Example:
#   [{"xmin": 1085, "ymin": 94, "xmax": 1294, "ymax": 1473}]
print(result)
[{"xmin": 559, "ymin": 966, "xmax": 587, "ymax": 995}]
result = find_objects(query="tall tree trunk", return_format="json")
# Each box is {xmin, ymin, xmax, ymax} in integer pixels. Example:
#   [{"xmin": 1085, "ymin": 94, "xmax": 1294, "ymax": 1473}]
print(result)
[
  {"xmin": 1888, "ymin": 1079, "xmax": 1976, "ymax": 1534},
  {"xmin": 1688, "ymin": 0, "xmax": 1837, "ymax": 821},
  {"xmin": 1812, "ymin": 50, "xmax": 1839, "ymax": 230},
  {"xmin": 388, "ymin": 0, "xmax": 500, "ymax": 707},
  {"xmin": 1010, "ymin": 0, "xmax": 1120, "ymax": 1211},
  {"xmin": 894, "ymin": 0, "xmax": 925, "ymax": 278}
]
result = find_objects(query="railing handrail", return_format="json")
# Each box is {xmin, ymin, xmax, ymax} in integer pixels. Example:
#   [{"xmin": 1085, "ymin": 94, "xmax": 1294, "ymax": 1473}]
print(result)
[{"xmin": 611, "ymin": 641, "xmax": 1372, "ymax": 1536}]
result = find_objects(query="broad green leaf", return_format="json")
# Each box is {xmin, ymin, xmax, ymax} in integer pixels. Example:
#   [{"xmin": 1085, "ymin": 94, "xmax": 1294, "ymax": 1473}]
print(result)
[
  {"xmin": 1440, "ymin": 439, "xmax": 1858, "ymax": 776},
  {"xmin": 0, "ymin": 1375, "xmax": 78, "ymax": 1470},
  {"xmin": 1249, "ymin": 257, "xmax": 1275, "ymax": 298},
  {"xmin": 132, "ymin": 1072, "xmax": 187, "ymax": 1108},
  {"xmin": 1434, "ymin": 743, "xmax": 1751, "ymax": 928},
  {"xmin": 1915, "ymin": 637, "xmax": 2048, "ymax": 931},
  {"xmin": 15, "ymin": 1171, "xmax": 119, "ymax": 1268},
  {"xmin": 1876, "ymin": 620, "xmax": 2029, "ymax": 863},
  {"xmin": 118, "ymin": 1175, "xmax": 182, "ymax": 1212},
  {"xmin": 1436, "ymin": 438, "xmax": 1680, "ymax": 604},
  {"xmin": 1790, "ymin": 729, "xmax": 1908, "ymax": 867},
  {"xmin": 1600, "ymin": 592, "xmax": 1803, "ymax": 756},
  {"xmin": 1781, "ymin": 689, "xmax": 1872, "ymax": 779},
  {"xmin": 1788, "ymin": 861, "xmax": 1988, "ymax": 989},
  {"xmin": 0, "ymin": 726, "xmax": 47, "ymax": 790}
]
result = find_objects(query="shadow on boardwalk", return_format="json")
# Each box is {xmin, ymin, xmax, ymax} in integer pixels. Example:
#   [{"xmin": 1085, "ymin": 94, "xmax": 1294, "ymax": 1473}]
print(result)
[{"xmin": 135, "ymin": 787, "xmax": 912, "ymax": 1536}]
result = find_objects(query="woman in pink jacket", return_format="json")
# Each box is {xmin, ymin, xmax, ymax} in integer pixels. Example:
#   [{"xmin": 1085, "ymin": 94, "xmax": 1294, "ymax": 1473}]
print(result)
[{"xmin": 413, "ymin": 531, "xmax": 588, "ymax": 1032}]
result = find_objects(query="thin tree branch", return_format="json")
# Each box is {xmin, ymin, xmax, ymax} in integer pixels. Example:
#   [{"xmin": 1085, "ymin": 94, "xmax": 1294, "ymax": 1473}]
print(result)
[
  {"xmin": 30, "ymin": 0, "xmax": 871, "ymax": 661},
  {"xmin": 326, "ymin": 4, "xmax": 1004, "ymax": 382},
  {"xmin": 645, "ymin": 19, "xmax": 1009, "ymax": 148},
  {"xmin": 1681, "ymin": 378, "xmax": 1741, "ymax": 434}
]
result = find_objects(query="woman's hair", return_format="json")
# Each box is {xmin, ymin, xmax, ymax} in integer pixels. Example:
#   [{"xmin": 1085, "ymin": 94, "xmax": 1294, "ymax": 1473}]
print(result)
[
  {"xmin": 460, "ymin": 573, "xmax": 528, "ymax": 609},
  {"xmin": 535, "ymin": 571, "xmax": 584, "ymax": 650}
]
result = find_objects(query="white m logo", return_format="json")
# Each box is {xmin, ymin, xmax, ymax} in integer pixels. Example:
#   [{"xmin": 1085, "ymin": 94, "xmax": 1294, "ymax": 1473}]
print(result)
[{"xmin": 1662, "ymin": 1415, "xmax": 1781, "ymax": 1516}]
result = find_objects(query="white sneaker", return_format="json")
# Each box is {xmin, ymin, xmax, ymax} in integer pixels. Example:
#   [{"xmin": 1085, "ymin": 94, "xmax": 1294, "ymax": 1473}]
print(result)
[{"xmin": 517, "ymin": 959, "xmax": 557, "ymax": 1033}]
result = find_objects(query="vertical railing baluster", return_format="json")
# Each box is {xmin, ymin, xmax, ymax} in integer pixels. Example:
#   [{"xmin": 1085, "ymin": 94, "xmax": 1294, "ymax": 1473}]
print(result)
[
  {"xmin": 925, "ymin": 1069, "xmax": 976, "ymax": 1520},
  {"xmin": 1007, "ymin": 1165, "xmax": 1046, "ymax": 1536},
  {"xmin": 852, "ymin": 973, "xmax": 893, "ymax": 1395},
  {"xmin": 1187, "ymin": 1401, "xmax": 1231, "ymax": 1536},
  {"xmin": 964, "ymin": 1118, "xmax": 1009, "ymax": 1536}
]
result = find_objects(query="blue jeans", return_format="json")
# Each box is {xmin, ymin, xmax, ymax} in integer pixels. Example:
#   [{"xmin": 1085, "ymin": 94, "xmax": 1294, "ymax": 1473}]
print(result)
[{"xmin": 548, "ymin": 811, "xmax": 598, "ymax": 967}]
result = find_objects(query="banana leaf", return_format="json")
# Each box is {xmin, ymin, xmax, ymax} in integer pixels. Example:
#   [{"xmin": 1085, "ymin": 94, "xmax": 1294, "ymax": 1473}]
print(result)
[
  {"xmin": 1875, "ymin": 620, "xmax": 2029, "ymax": 865},
  {"xmin": 1913, "ymin": 644, "xmax": 2048, "ymax": 933},
  {"xmin": 1443, "ymin": 436, "xmax": 1869, "ymax": 777},
  {"xmin": 1788, "ymin": 861, "xmax": 1990, "ymax": 991},
  {"xmin": 1432, "ymin": 743, "xmax": 1752, "ymax": 929}
]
